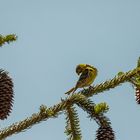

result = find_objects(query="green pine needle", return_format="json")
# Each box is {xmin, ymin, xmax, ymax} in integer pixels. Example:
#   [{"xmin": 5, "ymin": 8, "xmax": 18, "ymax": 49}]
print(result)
[
  {"xmin": 0, "ymin": 34, "xmax": 17, "ymax": 47},
  {"xmin": 94, "ymin": 102, "xmax": 109, "ymax": 115},
  {"xmin": 65, "ymin": 105, "xmax": 82, "ymax": 140}
]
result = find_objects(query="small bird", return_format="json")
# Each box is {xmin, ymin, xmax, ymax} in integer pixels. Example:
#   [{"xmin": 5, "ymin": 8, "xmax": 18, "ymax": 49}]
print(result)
[{"xmin": 65, "ymin": 64, "xmax": 98, "ymax": 95}]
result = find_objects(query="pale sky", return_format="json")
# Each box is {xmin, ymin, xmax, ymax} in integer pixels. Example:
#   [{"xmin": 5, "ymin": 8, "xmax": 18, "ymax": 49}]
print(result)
[{"xmin": 0, "ymin": 0, "xmax": 140, "ymax": 139}]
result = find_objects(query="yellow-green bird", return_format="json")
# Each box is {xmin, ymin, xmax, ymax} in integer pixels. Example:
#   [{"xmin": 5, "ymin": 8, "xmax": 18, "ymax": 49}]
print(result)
[{"xmin": 65, "ymin": 64, "xmax": 98, "ymax": 95}]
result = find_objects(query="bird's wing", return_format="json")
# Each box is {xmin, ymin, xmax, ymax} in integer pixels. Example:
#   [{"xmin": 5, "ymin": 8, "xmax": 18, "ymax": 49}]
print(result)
[
  {"xmin": 75, "ymin": 68, "xmax": 89, "ymax": 88},
  {"xmin": 79, "ymin": 68, "xmax": 89, "ymax": 81}
]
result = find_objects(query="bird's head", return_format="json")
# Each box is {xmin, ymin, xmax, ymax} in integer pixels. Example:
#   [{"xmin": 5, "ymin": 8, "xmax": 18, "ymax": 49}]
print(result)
[{"xmin": 76, "ymin": 64, "xmax": 87, "ymax": 75}]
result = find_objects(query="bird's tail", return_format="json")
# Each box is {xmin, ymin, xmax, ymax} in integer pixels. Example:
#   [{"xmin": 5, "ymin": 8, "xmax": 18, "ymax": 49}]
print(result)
[{"xmin": 65, "ymin": 87, "xmax": 77, "ymax": 95}]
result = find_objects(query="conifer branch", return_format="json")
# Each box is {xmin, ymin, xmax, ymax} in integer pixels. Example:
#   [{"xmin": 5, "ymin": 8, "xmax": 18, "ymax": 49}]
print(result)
[
  {"xmin": 74, "ymin": 94, "xmax": 114, "ymax": 139},
  {"xmin": 0, "ymin": 34, "xmax": 17, "ymax": 47},
  {"xmin": 0, "ymin": 94, "xmax": 106, "ymax": 139},
  {"xmin": 74, "ymin": 95, "xmax": 110, "ymax": 127},
  {"xmin": 81, "ymin": 67, "xmax": 140, "ymax": 97},
  {"xmin": 0, "ymin": 67, "xmax": 139, "ymax": 139},
  {"xmin": 65, "ymin": 105, "xmax": 82, "ymax": 140},
  {"xmin": 0, "ymin": 102, "xmax": 67, "ymax": 139}
]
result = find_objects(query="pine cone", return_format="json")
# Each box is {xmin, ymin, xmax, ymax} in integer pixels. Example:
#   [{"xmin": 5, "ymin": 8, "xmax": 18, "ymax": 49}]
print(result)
[
  {"xmin": 0, "ymin": 70, "xmax": 14, "ymax": 120},
  {"xmin": 96, "ymin": 126, "xmax": 115, "ymax": 140},
  {"xmin": 135, "ymin": 87, "xmax": 140, "ymax": 104}
]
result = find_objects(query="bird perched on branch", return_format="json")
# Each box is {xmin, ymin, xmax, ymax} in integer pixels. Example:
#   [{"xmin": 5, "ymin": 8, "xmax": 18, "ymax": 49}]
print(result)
[{"xmin": 65, "ymin": 64, "xmax": 98, "ymax": 95}]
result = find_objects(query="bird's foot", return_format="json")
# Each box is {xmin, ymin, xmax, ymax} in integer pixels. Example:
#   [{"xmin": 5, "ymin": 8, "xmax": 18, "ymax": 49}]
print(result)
[{"xmin": 88, "ymin": 86, "xmax": 94, "ymax": 93}]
